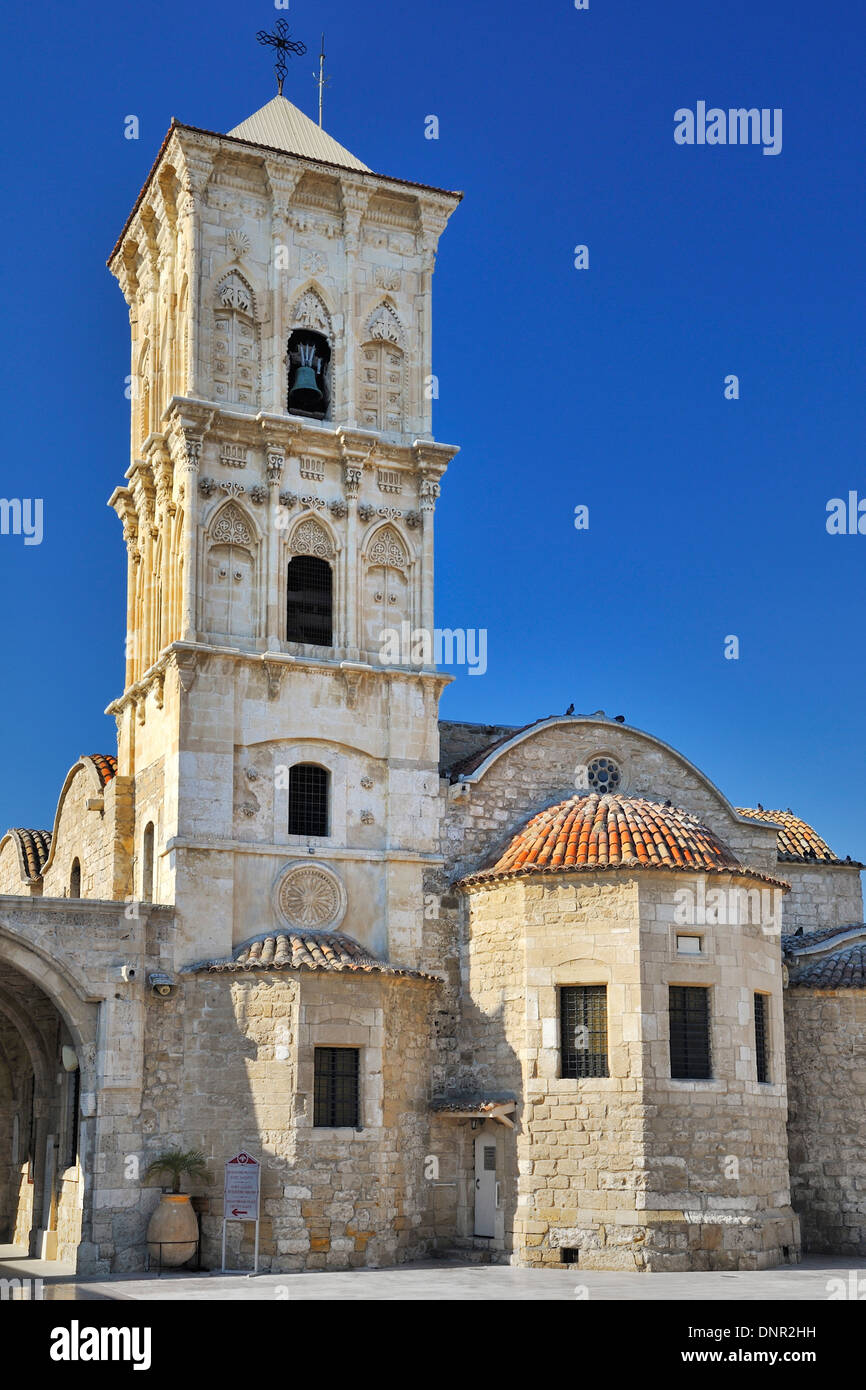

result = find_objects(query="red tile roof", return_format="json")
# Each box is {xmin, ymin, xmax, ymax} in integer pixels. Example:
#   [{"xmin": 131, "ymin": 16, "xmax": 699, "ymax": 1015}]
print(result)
[
  {"xmin": 460, "ymin": 793, "xmax": 788, "ymax": 888},
  {"xmin": 736, "ymin": 807, "xmax": 862, "ymax": 866},
  {"xmin": 6, "ymin": 828, "xmax": 52, "ymax": 881},
  {"xmin": 788, "ymin": 943, "xmax": 866, "ymax": 989},
  {"xmin": 85, "ymin": 754, "xmax": 118, "ymax": 788},
  {"xmin": 193, "ymin": 931, "xmax": 439, "ymax": 981}
]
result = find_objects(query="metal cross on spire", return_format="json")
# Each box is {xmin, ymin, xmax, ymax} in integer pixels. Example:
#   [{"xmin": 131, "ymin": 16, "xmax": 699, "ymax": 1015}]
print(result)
[{"xmin": 256, "ymin": 19, "xmax": 307, "ymax": 97}]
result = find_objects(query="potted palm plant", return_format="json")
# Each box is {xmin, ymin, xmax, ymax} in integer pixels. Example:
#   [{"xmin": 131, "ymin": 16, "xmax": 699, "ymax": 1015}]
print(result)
[{"xmin": 144, "ymin": 1148, "xmax": 211, "ymax": 1268}]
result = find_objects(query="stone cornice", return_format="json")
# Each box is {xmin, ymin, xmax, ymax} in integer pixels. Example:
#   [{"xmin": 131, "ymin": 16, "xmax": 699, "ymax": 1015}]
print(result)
[{"xmin": 151, "ymin": 397, "xmax": 459, "ymax": 468}]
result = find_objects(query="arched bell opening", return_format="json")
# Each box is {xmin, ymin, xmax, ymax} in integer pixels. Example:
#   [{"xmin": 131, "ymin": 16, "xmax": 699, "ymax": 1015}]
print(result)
[{"xmin": 287, "ymin": 328, "xmax": 331, "ymax": 420}]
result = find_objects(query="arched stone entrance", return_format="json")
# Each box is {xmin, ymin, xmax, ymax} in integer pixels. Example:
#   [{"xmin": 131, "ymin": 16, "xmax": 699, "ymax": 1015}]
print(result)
[{"xmin": 0, "ymin": 933, "xmax": 99, "ymax": 1269}]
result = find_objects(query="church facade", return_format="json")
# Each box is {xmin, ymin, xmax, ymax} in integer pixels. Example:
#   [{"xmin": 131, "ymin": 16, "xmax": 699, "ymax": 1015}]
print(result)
[{"xmin": 1, "ymin": 94, "xmax": 864, "ymax": 1277}]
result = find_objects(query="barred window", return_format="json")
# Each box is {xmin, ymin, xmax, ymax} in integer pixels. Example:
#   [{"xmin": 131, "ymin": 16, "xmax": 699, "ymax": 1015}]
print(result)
[
  {"xmin": 286, "ymin": 555, "xmax": 333, "ymax": 647},
  {"xmin": 288, "ymin": 764, "xmax": 330, "ymax": 837},
  {"xmin": 754, "ymin": 993, "xmax": 770, "ymax": 1083},
  {"xmin": 560, "ymin": 985, "xmax": 609, "ymax": 1078},
  {"xmin": 69, "ymin": 858, "xmax": 81, "ymax": 898},
  {"xmin": 669, "ymin": 985, "xmax": 711, "ymax": 1079},
  {"xmin": 64, "ymin": 1065, "xmax": 80, "ymax": 1168},
  {"xmin": 314, "ymin": 1047, "xmax": 360, "ymax": 1127}
]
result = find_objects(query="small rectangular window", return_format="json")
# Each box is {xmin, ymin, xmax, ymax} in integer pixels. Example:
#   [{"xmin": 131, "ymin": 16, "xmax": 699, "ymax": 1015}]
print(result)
[
  {"xmin": 314, "ymin": 1047, "xmax": 360, "ymax": 1127},
  {"xmin": 560, "ymin": 985, "xmax": 609, "ymax": 1078},
  {"xmin": 754, "ymin": 993, "xmax": 770, "ymax": 1083},
  {"xmin": 676, "ymin": 934, "xmax": 702, "ymax": 954},
  {"xmin": 669, "ymin": 985, "xmax": 712, "ymax": 1079}
]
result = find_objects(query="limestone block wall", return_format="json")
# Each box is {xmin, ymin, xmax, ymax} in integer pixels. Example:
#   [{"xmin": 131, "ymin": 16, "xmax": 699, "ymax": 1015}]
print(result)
[
  {"xmin": 781, "ymin": 865, "xmax": 864, "ymax": 932},
  {"xmin": 454, "ymin": 869, "xmax": 797, "ymax": 1271},
  {"xmin": 459, "ymin": 874, "xmax": 648, "ymax": 1268},
  {"xmin": 784, "ymin": 987, "xmax": 866, "ymax": 1255},
  {"xmin": 168, "ymin": 651, "xmax": 442, "ymax": 967},
  {"xmin": 38, "ymin": 767, "xmax": 123, "ymax": 901},
  {"xmin": 141, "ymin": 968, "xmax": 436, "ymax": 1272},
  {"xmin": 639, "ymin": 874, "xmax": 796, "ymax": 1271},
  {"xmin": 0, "ymin": 839, "xmax": 34, "ymax": 895}
]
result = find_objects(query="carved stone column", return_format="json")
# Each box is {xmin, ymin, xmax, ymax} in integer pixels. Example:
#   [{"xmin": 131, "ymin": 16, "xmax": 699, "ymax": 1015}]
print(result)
[
  {"xmin": 341, "ymin": 182, "xmax": 370, "ymax": 428},
  {"xmin": 265, "ymin": 445, "xmax": 285, "ymax": 645},
  {"xmin": 175, "ymin": 435, "xmax": 202, "ymax": 642}
]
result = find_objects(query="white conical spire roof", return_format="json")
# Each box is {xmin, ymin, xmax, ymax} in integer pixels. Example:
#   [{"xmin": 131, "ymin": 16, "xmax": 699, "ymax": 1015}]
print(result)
[{"xmin": 228, "ymin": 95, "xmax": 369, "ymax": 171}]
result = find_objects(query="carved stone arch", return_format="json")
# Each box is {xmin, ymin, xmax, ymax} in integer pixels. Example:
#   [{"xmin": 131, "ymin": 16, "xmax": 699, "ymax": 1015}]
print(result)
[
  {"xmin": 215, "ymin": 268, "xmax": 257, "ymax": 319},
  {"xmin": 360, "ymin": 304, "xmax": 406, "ymax": 432},
  {"xmin": 362, "ymin": 522, "xmax": 412, "ymax": 651},
  {"xmin": 208, "ymin": 498, "xmax": 258, "ymax": 547},
  {"xmin": 364, "ymin": 522, "xmax": 410, "ymax": 573},
  {"xmin": 203, "ymin": 500, "xmax": 260, "ymax": 641},
  {"xmin": 365, "ymin": 299, "xmax": 405, "ymax": 349},
  {"xmin": 213, "ymin": 270, "xmax": 260, "ymax": 407},
  {"xmin": 288, "ymin": 515, "xmax": 336, "ymax": 560},
  {"xmin": 289, "ymin": 283, "xmax": 333, "ymax": 337}
]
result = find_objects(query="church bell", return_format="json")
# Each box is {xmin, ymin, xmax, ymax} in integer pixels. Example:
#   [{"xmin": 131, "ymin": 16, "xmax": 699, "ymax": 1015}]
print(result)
[{"xmin": 289, "ymin": 342, "xmax": 324, "ymax": 410}]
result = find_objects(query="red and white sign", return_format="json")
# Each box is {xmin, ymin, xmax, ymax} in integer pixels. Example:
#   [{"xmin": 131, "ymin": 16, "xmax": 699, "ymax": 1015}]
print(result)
[{"xmin": 223, "ymin": 1152, "xmax": 261, "ymax": 1221}]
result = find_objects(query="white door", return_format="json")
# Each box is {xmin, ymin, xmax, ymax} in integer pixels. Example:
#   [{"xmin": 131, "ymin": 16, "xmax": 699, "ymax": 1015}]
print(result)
[{"xmin": 474, "ymin": 1136, "xmax": 497, "ymax": 1237}]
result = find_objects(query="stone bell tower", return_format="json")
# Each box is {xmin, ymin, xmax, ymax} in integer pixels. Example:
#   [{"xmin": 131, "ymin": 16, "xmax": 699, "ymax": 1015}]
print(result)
[{"xmin": 106, "ymin": 87, "xmax": 461, "ymax": 967}]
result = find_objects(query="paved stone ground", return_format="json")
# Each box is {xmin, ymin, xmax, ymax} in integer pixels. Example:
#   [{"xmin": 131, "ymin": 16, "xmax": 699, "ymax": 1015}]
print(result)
[{"xmin": 2, "ymin": 1247, "xmax": 864, "ymax": 1300}]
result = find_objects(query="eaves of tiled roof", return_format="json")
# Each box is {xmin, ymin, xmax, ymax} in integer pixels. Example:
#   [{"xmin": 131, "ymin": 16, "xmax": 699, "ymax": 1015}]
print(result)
[
  {"xmin": 431, "ymin": 1093, "xmax": 518, "ymax": 1114},
  {"xmin": 788, "ymin": 942, "xmax": 866, "ymax": 989},
  {"xmin": 5, "ymin": 828, "xmax": 52, "ymax": 882},
  {"xmin": 459, "ymin": 793, "xmax": 789, "ymax": 891},
  {"xmin": 736, "ymin": 806, "xmax": 863, "ymax": 868},
  {"xmin": 187, "ymin": 930, "xmax": 441, "ymax": 982}
]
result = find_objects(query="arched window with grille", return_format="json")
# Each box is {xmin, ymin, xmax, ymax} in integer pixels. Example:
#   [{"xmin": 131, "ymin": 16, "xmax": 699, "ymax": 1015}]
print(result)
[
  {"xmin": 69, "ymin": 858, "xmax": 81, "ymax": 898},
  {"xmin": 288, "ymin": 764, "xmax": 330, "ymax": 837},
  {"xmin": 287, "ymin": 554, "xmax": 333, "ymax": 647}
]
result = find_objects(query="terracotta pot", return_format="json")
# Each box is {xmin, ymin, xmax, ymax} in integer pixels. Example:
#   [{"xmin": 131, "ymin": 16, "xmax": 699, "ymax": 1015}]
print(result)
[{"xmin": 146, "ymin": 1194, "xmax": 198, "ymax": 1267}]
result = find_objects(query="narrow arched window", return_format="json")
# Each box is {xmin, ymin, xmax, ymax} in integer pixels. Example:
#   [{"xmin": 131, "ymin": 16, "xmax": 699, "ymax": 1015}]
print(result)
[
  {"xmin": 69, "ymin": 858, "xmax": 81, "ymax": 898},
  {"xmin": 287, "ymin": 555, "xmax": 333, "ymax": 647},
  {"xmin": 289, "ymin": 764, "xmax": 330, "ymax": 837},
  {"xmin": 142, "ymin": 822, "xmax": 155, "ymax": 901}
]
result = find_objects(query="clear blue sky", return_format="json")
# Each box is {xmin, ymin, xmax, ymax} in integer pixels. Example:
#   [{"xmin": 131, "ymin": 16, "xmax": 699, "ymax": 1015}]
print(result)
[{"xmin": 1, "ymin": 0, "xmax": 864, "ymax": 867}]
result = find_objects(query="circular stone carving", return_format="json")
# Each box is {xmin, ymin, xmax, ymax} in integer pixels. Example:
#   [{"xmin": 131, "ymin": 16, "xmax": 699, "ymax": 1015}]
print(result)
[{"xmin": 276, "ymin": 863, "xmax": 345, "ymax": 931}]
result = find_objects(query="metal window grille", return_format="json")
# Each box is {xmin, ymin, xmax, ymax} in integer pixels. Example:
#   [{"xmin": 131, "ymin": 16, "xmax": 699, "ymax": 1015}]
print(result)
[
  {"xmin": 288, "ymin": 764, "xmax": 329, "ymax": 837},
  {"xmin": 669, "ymin": 985, "xmax": 712, "ymax": 1079},
  {"xmin": 314, "ymin": 1047, "xmax": 360, "ymax": 1127},
  {"xmin": 65, "ymin": 1066, "xmax": 80, "ymax": 1168},
  {"xmin": 560, "ymin": 985, "xmax": 609, "ymax": 1078},
  {"xmin": 286, "ymin": 555, "xmax": 333, "ymax": 646},
  {"xmin": 754, "ymin": 993, "xmax": 770, "ymax": 1083},
  {"xmin": 70, "ymin": 858, "xmax": 81, "ymax": 897}
]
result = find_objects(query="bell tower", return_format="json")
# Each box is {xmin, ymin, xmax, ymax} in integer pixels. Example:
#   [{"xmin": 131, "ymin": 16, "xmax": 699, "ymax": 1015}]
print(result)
[{"xmin": 106, "ymin": 81, "xmax": 461, "ymax": 967}]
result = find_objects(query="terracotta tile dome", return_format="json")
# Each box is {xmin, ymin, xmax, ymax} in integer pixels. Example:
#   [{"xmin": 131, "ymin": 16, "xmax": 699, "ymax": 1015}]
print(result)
[{"xmin": 460, "ymin": 793, "xmax": 780, "ymax": 886}]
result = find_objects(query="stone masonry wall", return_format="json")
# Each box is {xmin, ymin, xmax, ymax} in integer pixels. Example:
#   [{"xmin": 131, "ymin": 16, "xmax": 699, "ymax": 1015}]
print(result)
[
  {"xmin": 785, "ymin": 987, "xmax": 866, "ymax": 1255},
  {"xmin": 781, "ymin": 865, "xmax": 864, "ymax": 932}
]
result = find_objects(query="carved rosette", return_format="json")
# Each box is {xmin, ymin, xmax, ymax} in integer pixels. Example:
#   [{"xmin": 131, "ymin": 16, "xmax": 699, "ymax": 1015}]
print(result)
[{"xmin": 275, "ymin": 863, "xmax": 346, "ymax": 931}]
